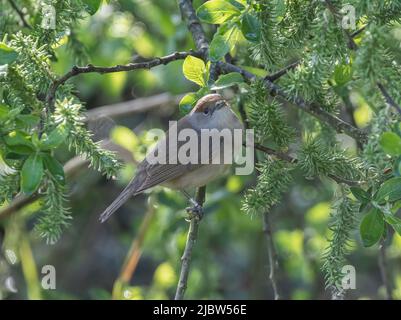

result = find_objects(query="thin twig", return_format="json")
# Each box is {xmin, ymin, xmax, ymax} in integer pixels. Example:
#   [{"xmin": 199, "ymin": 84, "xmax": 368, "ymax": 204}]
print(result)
[
  {"xmin": 377, "ymin": 83, "xmax": 401, "ymax": 116},
  {"xmin": 7, "ymin": 0, "xmax": 31, "ymax": 29},
  {"xmin": 378, "ymin": 237, "xmax": 393, "ymax": 300},
  {"xmin": 262, "ymin": 212, "xmax": 280, "ymax": 300},
  {"xmin": 265, "ymin": 61, "xmax": 300, "ymax": 82},
  {"xmin": 46, "ymin": 50, "xmax": 200, "ymax": 111},
  {"xmin": 112, "ymin": 198, "xmax": 156, "ymax": 299},
  {"xmin": 175, "ymin": 186, "xmax": 206, "ymax": 300}
]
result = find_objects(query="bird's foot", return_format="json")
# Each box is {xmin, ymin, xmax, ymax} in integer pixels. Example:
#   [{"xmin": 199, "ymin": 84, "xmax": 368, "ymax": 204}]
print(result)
[{"xmin": 185, "ymin": 203, "xmax": 203, "ymax": 222}]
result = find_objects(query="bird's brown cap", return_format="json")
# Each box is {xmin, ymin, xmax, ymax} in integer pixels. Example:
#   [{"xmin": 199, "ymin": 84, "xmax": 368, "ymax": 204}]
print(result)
[{"xmin": 191, "ymin": 94, "xmax": 225, "ymax": 114}]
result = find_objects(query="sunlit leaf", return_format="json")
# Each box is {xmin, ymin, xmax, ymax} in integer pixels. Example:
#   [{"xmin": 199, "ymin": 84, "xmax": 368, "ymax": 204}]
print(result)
[
  {"xmin": 40, "ymin": 125, "xmax": 68, "ymax": 150},
  {"xmin": 384, "ymin": 214, "xmax": 401, "ymax": 236},
  {"xmin": 196, "ymin": 0, "xmax": 241, "ymax": 24},
  {"xmin": 182, "ymin": 55, "xmax": 208, "ymax": 87}
]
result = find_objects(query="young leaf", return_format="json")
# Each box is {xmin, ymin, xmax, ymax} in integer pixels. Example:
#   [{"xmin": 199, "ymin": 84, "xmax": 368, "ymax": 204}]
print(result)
[
  {"xmin": 196, "ymin": 0, "xmax": 241, "ymax": 24},
  {"xmin": 21, "ymin": 153, "xmax": 44, "ymax": 195},
  {"xmin": 240, "ymin": 13, "xmax": 261, "ymax": 42},
  {"xmin": 350, "ymin": 187, "xmax": 371, "ymax": 203},
  {"xmin": 374, "ymin": 177, "xmax": 401, "ymax": 204},
  {"xmin": 211, "ymin": 72, "xmax": 244, "ymax": 90},
  {"xmin": 380, "ymin": 132, "xmax": 401, "ymax": 156},
  {"xmin": 219, "ymin": 24, "xmax": 243, "ymax": 52},
  {"xmin": 0, "ymin": 42, "xmax": 18, "ymax": 65},
  {"xmin": 40, "ymin": 125, "xmax": 68, "ymax": 150},
  {"xmin": 83, "ymin": 0, "xmax": 102, "ymax": 15},
  {"xmin": 182, "ymin": 55, "xmax": 208, "ymax": 87},
  {"xmin": 384, "ymin": 214, "xmax": 401, "ymax": 236},
  {"xmin": 360, "ymin": 209, "xmax": 384, "ymax": 247},
  {"xmin": 43, "ymin": 154, "xmax": 65, "ymax": 185},
  {"xmin": 209, "ymin": 35, "xmax": 230, "ymax": 62}
]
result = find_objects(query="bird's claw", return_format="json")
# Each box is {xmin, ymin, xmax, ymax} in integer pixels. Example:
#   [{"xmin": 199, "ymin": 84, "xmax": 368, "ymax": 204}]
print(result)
[{"xmin": 185, "ymin": 203, "xmax": 203, "ymax": 222}]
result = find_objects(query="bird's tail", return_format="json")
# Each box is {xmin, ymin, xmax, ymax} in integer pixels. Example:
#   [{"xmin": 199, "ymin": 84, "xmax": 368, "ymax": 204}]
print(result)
[{"xmin": 99, "ymin": 183, "xmax": 137, "ymax": 223}]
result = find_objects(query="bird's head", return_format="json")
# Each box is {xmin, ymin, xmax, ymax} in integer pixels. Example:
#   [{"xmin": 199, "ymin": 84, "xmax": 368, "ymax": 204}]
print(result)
[{"xmin": 188, "ymin": 94, "xmax": 241, "ymax": 130}]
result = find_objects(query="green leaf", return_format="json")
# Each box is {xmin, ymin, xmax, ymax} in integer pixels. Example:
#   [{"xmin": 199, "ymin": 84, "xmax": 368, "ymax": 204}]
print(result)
[
  {"xmin": 333, "ymin": 63, "xmax": 352, "ymax": 86},
  {"xmin": 0, "ymin": 104, "xmax": 9, "ymax": 121},
  {"xmin": 380, "ymin": 132, "xmax": 401, "ymax": 156},
  {"xmin": 210, "ymin": 72, "xmax": 244, "ymax": 90},
  {"xmin": 182, "ymin": 55, "xmax": 208, "ymax": 87},
  {"xmin": 83, "ymin": 0, "xmax": 102, "ymax": 15},
  {"xmin": 219, "ymin": 24, "xmax": 243, "ymax": 52},
  {"xmin": 43, "ymin": 154, "xmax": 65, "ymax": 185},
  {"xmin": 0, "ymin": 42, "xmax": 18, "ymax": 65},
  {"xmin": 4, "ymin": 131, "xmax": 35, "ymax": 149},
  {"xmin": 374, "ymin": 177, "xmax": 401, "ymax": 204},
  {"xmin": 15, "ymin": 115, "xmax": 40, "ymax": 128},
  {"xmin": 350, "ymin": 187, "xmax": 371, "ymax": 203},
  {"xmin": 209, "ymin": 34, "xmax": 230, "ymax": 62},
  {"xmin": 384, "ymin": 214, "xmax": 401, "ymax": 236},
  {"xmin": 196, "ymin": 0, "xmax": 241, "ymax": 24},
  {"xmin": 21, "ymin": 153, "xmax": 44, "ymax": 195},
  {"xmin": 360, "ymin": 209, "xmax": 384, "ymax": 247},
  {"xmin": 240, "ymin": 13, "xmax": 261, "ymax": 42},
  {"xmin": 226, "ymin": 0, "xmax": 246, "ymax": 10},
  {"xmin": 40, "ymin": 125, "xmax": 68, "ymax": 150},
  {"xmin": 179, "ymin": 92, "xmax": 200, "ymax": 115}
]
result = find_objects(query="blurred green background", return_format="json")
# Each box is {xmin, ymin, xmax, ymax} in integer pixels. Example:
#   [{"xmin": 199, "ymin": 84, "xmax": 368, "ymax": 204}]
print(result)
[{"xmin": 1, "ymin": 0, "xmax": 401, "ymax": 300}]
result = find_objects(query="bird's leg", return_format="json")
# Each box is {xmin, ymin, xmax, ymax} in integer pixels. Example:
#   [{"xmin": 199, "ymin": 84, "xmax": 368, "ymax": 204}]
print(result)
[{"xmin": 181, "ymin": 190, "xmax": 204, "ymax": 221}]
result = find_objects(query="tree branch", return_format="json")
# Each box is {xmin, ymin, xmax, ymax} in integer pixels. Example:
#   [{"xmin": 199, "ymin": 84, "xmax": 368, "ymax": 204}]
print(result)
[
  {"xmin": 175, "ymin": 186, "xmax": 206, "ymax": 300},
  {"xmin": 46, "ymin": 50, "xmax": 200, "ymax": 110},
  {"xmin": 263, "ymin": 212, "xmax": 280, "ymax": 300},
  {"xmin": 177, "ymin": 0, "xmax": 209, "ymax": 55},
  {"xmin": 265, "ymin": 61, "xmax": 300, "ymax": 82},
  {"xmin": 377, "ymin": 83, "xmax": 401, "ymax": 116},
  {"xmin": 7, "ymin": 0, "xmax": 31, "ymax": 29},
  {"xmin": 219, "ymin": 61, "xmax": 368, "ymax": 144}
]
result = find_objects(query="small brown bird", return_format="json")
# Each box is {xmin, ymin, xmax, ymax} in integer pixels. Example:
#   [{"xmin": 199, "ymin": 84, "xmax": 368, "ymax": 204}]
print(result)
[{"xmin": 99, "ymin": 94, "xmax": 243, "ymax": 222}]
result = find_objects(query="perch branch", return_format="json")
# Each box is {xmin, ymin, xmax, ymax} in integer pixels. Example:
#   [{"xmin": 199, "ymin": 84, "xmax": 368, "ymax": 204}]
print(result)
[{"xmin": 175, "ymin": 186, "xmax": 206, "ymax": 300}]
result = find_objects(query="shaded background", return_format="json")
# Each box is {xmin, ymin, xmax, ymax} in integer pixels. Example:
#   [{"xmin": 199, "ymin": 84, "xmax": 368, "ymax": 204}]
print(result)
[{"xmin": 1, "ymin": 0, "xmax": 401, "ymax": 300}]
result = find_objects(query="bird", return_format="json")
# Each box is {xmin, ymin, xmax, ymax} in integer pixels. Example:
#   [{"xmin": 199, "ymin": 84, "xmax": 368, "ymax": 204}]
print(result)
[{"xmin": 99, "ymin": 93, "xmax": 244, "ymax": 223}]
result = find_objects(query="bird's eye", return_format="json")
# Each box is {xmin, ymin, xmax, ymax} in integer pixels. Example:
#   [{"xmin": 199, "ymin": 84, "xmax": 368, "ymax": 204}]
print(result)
[{"xmin": 203, "ymin": 108, "xmax": 209, "ymax": 115}]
